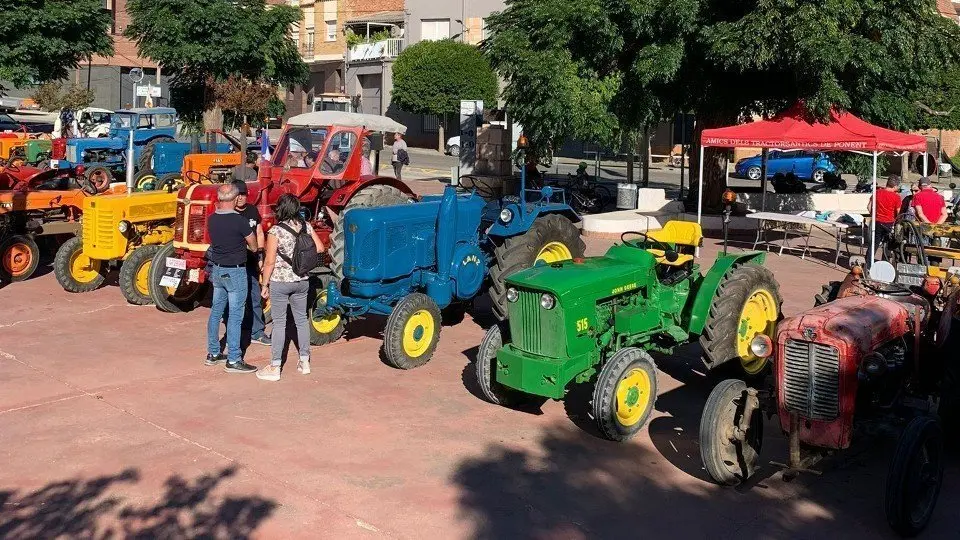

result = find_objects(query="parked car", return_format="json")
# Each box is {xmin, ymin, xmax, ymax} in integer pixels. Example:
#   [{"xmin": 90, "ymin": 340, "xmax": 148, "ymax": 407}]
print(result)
[
  {"xmin": 445, "ymin": 135, "xmax": 461, "ymax": 157},
  {"xmin": 734, "ymin": 150, "xmax": 837, "ymax": 182},
  {"xmin": 0, "ymin": 97, "xmax": 21, "ymax": 114}
]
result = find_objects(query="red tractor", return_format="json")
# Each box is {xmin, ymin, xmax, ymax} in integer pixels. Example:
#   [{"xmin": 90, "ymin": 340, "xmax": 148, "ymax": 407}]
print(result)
[
  {"xmin": 146, "ymin": 112, "xmax": 415, "ymax": 343},
  {"xmin": 699, "ymin": 260, "xmax": 959, "ymax": 537}
]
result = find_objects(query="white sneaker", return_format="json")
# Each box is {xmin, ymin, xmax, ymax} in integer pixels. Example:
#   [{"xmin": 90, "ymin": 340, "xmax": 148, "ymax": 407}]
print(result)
[
  {"xmin": 256, "ymin": 364, "xmax": 281, "ymax": 381},
  {"xmin": 297, "ymin": 357, "xmax": 311, "ymax": 375}
]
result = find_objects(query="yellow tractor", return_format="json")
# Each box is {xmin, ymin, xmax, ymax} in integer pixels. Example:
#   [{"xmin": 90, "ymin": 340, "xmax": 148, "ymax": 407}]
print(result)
[{"xmin": 54, "ymin": 190, "xmax": 177, "ymax": 304}]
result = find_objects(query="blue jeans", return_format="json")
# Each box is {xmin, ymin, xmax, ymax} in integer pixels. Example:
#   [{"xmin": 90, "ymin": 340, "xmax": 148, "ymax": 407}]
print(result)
[
  {"xmin": 207, "ymin": 265, "xmax": 248, "ymax": 363},
  {"xmin": 246, "ymin": 270, "xmax": 266, "ymax": 340}
]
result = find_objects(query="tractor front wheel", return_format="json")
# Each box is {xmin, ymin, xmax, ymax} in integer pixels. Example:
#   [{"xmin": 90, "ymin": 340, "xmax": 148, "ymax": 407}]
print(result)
[
  {"xmin": 699, "ymin": 379, "xmax": 764, "ymax": 486},
  {"xmin": 119, "ymin": 245, "xmax": 160, "ymax": 305},
  {"xmin": 309, "ymin": 277, "xmax": 346, "ymax": 346},
  {"xmin": 591, "ymin": 347, "xmax": 658, "ymax": 442},
  {"xmin": 488, "ymin": 213, "xmax": 585, "ymax": 320},
  {"xmin": 475, "ymin": 323, "xmax": 535, "ymax": 407},
  {"xmin": 700, "ymin": 263, "xmax": 782, "ymax": 377},
  {"xmin": 382, "ymin": 293, "xmax": 441, "ymax": 370},
  {"xmin": 0, "ymin": 234, "xmax": 40, "ymax": 283},
  {"xmin": 148, "ymin": 242, "xmax": 206, "ymax": 313},
  {"xmin": 156, "ymin": 173, "xmax": 184, "ymax": 193},
  {"xmin": 329, "ymin": 184, "xmax": 412, "ymax": 281},
  {"xmin": 885, "ymin": 416, "xmax": 944, "ymax": 537},
  {"xmin": 53, "ymin": 236, "xmax": 105, "ymax": 292},
  {"xmin": 82, "ymin": 165, "xmax": 113, "ymax": 194}
]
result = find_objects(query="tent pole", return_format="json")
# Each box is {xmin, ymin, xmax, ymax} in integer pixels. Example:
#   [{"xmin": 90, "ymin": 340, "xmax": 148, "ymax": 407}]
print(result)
[
  {"xmin": 760, "ymin": 148, "xmax": 769, "ymax": 211},
  {"xmin": 697, "ymin": 145, "xmax": 705, "ymax": 257},
  {"xmin": 870, "ymin": 151, "xmax": 878, "ymax": 267}
]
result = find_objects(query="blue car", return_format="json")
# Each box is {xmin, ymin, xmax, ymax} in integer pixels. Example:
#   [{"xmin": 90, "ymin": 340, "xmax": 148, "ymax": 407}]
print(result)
[{"xmin": 735, "ymin": 150, "xmax": 837, "ymax": 182}]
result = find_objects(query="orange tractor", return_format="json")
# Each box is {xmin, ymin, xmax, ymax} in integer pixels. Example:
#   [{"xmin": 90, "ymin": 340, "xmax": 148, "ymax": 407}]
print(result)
[
  {"xmin": 0, "ymin": 166, "xmax": 127, "ymax": 283},
  {"xmin": 134, "ymin": 130, "xmax": 257, "ymax": 192}
]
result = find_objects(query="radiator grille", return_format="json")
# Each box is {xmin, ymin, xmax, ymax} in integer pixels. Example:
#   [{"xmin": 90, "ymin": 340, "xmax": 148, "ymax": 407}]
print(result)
[
  {"xmin": 66, "ymin": 146, "xmax": 78, "ymax": 163},
  {"xmin": 90, "ymin": 209, "xmax": 115, "ymax": 250},
  {"xmin": 782, "ymin": 339, "xmax": 840, "ymax": 421},
  {"xmin": 514, "ymin": 290, "xmax": 542, "ymax": 354}
]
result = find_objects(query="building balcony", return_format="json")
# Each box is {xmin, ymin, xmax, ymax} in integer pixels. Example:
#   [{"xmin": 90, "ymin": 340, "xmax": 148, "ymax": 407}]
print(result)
[
  {"xmin": 300, "ymin": 44, "xmax": 315, "ymax": 61},
  {"xmin": 347, "ymin": 38, "xmax": 403, "ymax": 63}
]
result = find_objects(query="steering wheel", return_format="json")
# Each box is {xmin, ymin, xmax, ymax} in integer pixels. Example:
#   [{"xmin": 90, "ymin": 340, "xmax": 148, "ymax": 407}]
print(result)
[
  {"xmin": 184, "ymin": 170, "xmax": 210, "ymax": 185},
  {"xmin": 621, "ymin": 231, "xmax": 673, "ymax": 254}
]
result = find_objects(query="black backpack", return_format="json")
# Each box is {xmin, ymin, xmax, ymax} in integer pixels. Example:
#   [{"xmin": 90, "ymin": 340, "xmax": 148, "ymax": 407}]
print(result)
[
  {"xmin": 276, "ymin": 221, "xmax": 320, "ymax": 277},
  {"xmin": 397, "ymin": 148, "xmax": 410, "ymax": 165}
]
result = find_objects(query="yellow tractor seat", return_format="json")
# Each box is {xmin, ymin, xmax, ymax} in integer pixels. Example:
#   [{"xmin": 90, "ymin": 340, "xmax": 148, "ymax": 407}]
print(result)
[
  {"xmin": 645, "ymin": 249, "xmax": 695, "ymax": 267},
  {"xmin": 646, "ymin": 221, "xmax": 703, "ymax": 248}
]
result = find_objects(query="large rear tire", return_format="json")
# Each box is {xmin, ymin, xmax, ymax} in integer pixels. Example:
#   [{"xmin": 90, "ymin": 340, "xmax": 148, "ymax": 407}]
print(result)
[
  {"xmin": 885, "ymin": 416, "xmax": 944, "ymax": 537},
  {"xmin": 329, "ymin": 184, "xmax": 412, "ymax": 281},
  {"xmin": 1, "ymin": 234, "xmax": 41, "ymax": 283},
  {"xmin": 148, "ymin": 242, "xmax": 206, "ymax": 313},
  {"xmin": 488, "ymin": 213, "xmax": 584, "ymax": 320},
  {"xmin": 119, "ymin": 244, "xmax": 160, "ymax": 305},
  {"xmin": 138, "ymin": 136, "xmax": 175, "ymax": 172},
  {"xmin": 699, "ymin": 379, "xmax": 764, "ymax": 486},
  {"xmin": 699, "ymin": 264, "xmax": 782, "ymax": 376},
  {"xmin": 53, "ymin": 235, "xmax": 105, "ymax": 291}
]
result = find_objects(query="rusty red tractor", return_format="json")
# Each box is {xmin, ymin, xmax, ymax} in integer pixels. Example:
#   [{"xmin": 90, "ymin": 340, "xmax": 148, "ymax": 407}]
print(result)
[
  {"xmin": 146, "ymin": 112, "xmax": 415, "ymax": 340},
  {"xmin": 699, "ymin": 258, "xmax": 958, "ymax": 537}
]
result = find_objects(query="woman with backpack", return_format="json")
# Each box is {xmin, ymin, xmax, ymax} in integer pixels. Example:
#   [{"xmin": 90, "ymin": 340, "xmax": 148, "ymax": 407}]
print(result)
[{"xmin": 257, "ymin": 194, "xmax": 324, "ymax": 381}]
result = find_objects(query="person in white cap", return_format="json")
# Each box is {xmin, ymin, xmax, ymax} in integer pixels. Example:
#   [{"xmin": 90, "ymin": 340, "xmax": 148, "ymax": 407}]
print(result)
[{"xmin": 284, "ymin": 137, "xmax": 314, "ymax": 170}]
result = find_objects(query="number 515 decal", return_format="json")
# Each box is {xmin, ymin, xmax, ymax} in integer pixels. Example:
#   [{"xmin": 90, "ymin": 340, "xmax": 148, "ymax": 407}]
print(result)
[{"xmin": 576, "ymin": 318, "xmax": 590, "ymax": 332}]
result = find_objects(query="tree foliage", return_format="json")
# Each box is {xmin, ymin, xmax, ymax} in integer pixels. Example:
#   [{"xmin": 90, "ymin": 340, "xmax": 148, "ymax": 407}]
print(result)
[
  {"xmin": 0, "ymin": 0, "xmax": 113, "ymax": 90},
  {"xmin": 31, "ymin": 82, "xmax": 96, "ymax": 112},
  {"xmin": 215, "ymin": 75, "xmax": 276, "ymax": 121},
  {"xmin": 392, "ymin": 40, "xmax": 499, "ymax": 119},
  {"xmin": 125, "ymin": 0, "xmax": 307, "ymax": 126},
  {"xmin": 484, "ymin": 0, "xmax": 960, "ymax": 208}
]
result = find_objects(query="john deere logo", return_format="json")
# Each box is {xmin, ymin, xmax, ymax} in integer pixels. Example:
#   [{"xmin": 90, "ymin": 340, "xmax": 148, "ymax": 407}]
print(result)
[
  {"xmin": 462, "ymin": 254, "xmax": 480, "ymax": 266},
  {"xmin": 611, "ymin": 282, "xmax": 638, "ymax": 295}
]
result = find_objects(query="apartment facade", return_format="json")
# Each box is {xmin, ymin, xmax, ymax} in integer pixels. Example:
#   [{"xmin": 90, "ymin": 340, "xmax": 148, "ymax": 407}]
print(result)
[{"xmin": 283, "ymin": 0, "xmax": 351, "ymax": 116}]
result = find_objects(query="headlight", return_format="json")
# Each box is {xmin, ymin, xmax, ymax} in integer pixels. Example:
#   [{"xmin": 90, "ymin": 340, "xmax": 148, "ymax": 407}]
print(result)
[
  {"xmin": 749, "ymin": 334, "xmax": 773, "ymax": 358},
  {"xmin": 499, "ymin": 208, "xmax": 513, "ymax": 223},
  {"xmin": 506, "ymin": 287, "xmax": 519, "ymax": 303},
  {"xmin": 540, "ymin": 293, "xmax": 555, "ymax": 310},
  {"xmin": 118, "ymin": 220, "xmax": 130, "ymax": 234}
]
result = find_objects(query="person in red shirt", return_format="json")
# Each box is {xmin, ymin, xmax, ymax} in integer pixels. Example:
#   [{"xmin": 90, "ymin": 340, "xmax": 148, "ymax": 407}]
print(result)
[
  {"xmin": 869, "ymin": 175, "xmax": 902, "ymax": 256},
  {"xmin": 912, "ymin": 177, "xmax": 947, "ymax": 224}
]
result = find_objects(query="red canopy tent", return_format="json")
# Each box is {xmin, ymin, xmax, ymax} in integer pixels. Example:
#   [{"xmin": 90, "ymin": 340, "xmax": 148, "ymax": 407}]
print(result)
[{"xmin": 695, "ymin": 105, "xmax": 927, "ymax": 262}]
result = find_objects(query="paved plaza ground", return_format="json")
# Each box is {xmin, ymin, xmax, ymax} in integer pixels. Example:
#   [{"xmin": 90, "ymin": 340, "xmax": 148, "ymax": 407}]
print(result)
[{"xmin": 0, "ymin": 179, "xmax": 957, "ymax": 538}]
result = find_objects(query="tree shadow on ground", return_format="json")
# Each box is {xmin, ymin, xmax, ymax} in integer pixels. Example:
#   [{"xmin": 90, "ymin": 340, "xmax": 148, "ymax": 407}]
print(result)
[{"xmin": 0, "ymin": 466, "xmax": 275, "ymax": 539}]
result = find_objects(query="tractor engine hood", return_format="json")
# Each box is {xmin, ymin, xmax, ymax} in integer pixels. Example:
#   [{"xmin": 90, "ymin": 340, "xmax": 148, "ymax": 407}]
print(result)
[
  {"xmin": 506, "ymin": 247, "xmax": 655, "ymax": 301},
  {"xmin": 69, "ymin": 138, "xmax": 125, "ymax": 151}
]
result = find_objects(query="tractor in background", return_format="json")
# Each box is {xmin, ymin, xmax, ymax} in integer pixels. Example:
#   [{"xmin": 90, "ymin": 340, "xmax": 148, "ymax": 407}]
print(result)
[
  {"xmin": 0, "ymin": 131, "xmax": 52, "ymax": 167},
  {"xmin": 53, "ymin": 107, "xmax": 178, "ymax": 191},
  {"xmin": 475, "ymin": 223, "xmax": 782, "ymax": 442},
  {"xmin": 132, "ymin": 130, "xmax": 248, "ymax": 192},
  {"xmin": 320, "ymin": 184, "xmax": 583, "ymax": 369},
  {"xmin": 699, "ymin": 259, "xmax": 959, "ymax": 537}
]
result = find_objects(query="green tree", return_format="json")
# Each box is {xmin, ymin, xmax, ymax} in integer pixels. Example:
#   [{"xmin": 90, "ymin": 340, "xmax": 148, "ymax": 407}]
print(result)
[
  {"xmin": 31, "ymin": 82, "xmax": 96, "ymax": 112},
  {"xmin": 125, "ymin": 0, "xmax": 307, "ymax": 130},
  {"xmin": 0, "ymin": 0, "xmax": 113, "ymax": 90},
  {"xmin": 392, "ymin": 40, "xmax": 499, "ymax": 151},
  {"xmin": 485, "ymin": 0, "xmax": 960, "ymax": 209}
]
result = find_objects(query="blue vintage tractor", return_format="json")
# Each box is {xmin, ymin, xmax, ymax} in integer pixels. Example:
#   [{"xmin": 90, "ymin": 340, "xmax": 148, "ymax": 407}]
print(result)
[
  {"xmin": 54, "ymin": 107, "xmax": 178, "ymax": 191},
  {"xmin": 320, "ymin": 183, "xmax": 585, "ymax": 369}
]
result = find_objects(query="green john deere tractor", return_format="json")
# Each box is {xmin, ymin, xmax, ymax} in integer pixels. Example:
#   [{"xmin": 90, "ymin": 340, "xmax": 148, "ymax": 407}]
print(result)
[{"xmin": 475, "ymin": 220, "xmax": 782, "ymax": 441}]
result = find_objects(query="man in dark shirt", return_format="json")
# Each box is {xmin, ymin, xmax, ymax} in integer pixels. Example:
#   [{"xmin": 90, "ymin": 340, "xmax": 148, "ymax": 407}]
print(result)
[
  {"xmin": 205, "ymin": 182, "xmax": 258, "ymax": 373},
  {"xmin": 231, "ymin": 180, "xmax": 269, "ymax": 346}
]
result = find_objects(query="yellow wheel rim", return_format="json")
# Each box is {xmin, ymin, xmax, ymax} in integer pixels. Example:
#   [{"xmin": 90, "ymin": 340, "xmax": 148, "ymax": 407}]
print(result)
[
  {"xmin": 536, "ymin": 241, "xmax": 573, "ymax": 264},
  {"xmin": 312, "ymin": 289, "xmax": 342, "ymax": 334},
  {"xmin": 135, "ymin": 259, "xmax": 152, "ymax": 296},
  {"xmin": 136, "ymin": 175, "xmax": 157, "ymax": 190},
  {"xmin": 615, "ymin": 367, "xmax": 652, "ymax": 427},
  {"xmin": 402, "ymin": 309, "xmax": 435, "ymax": 358},
  {"xmin": 69, "ymin": 249, "xmax": 101, "ymax": 283},
  {"xmin": 736, "ymin": 289, "xmax": 778, "ymax": 374}
]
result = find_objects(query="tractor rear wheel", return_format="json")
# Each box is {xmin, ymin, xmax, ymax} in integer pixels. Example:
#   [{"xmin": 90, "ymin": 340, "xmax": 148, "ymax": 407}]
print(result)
[
  {"xmin": 53, "ymin": 235, "xmax": 105, "ymax": 292},
  {"xmin": 148, "ymin": 242, "xmax": 206, "ymax": 313},
  {"xmin": 382, "ymin": 293, "xmax": 441, "ymax": 370},
  {"xmin": 488, "ymin": 213, "xmax": 585, "ymax": 320},
  {"xmin": 699, "ymin": 379, "xmax": 764, "ymax": 486},
  {"xmin": 475, "ymin": 323, "xmax": 536, "ymax": 407},
  {"xmin": 119, "ymin": 245, "xmax": 160, "ymax": 305},
  {"xmin": 309, "ymin": 275, "xmax": 346, "ymax": 346},
  {"xmin": 1, "ymin": 234, "xmax": 40, "ymax": 283},
  {"xmin": 813, "ymin": 280, "xmax": 842, "ymax": 306},
  {"xmin": 134, "ymin": 169, "xmax": 158, "ymax": 191},
  {"xmin": 82, "ymin": 165, "xmax": 113, "ymax": 194},
  {"xmin": 138, "ymin": 136, "xmax": 175, "ymax": 172},
  {"xmin": 591, "ymin": 347, "xmax": 658, "ymax": 442},
  {"xmin": 885, "ymin": 416, "xmax": 944, "ymax": 537},
  {"xmin": 699, "ymin": 263, "xmax": 782, "ymax": 377},
  {"xmin": 329, "ymin": 184, "xmax": 412, "ymax": 281}
]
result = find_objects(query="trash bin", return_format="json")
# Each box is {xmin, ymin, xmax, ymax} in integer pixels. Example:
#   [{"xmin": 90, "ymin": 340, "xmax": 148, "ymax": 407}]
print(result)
[{"xmin": 617, "ymin": 183, "xmax": 638, "ymax": 210}]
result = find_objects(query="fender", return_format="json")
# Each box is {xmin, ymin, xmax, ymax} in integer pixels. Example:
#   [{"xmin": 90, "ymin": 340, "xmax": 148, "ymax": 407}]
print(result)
[
  {"xmin": 485, "ymin": 201, "xmax": 581, "ymax": 239},
  {"xmin": 325, "ymin": 176, "xmax": 417, "ymax": 210},
  {"xmin": 686, "ymin": 251, "xmax": 767, "ymax": 335}
]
